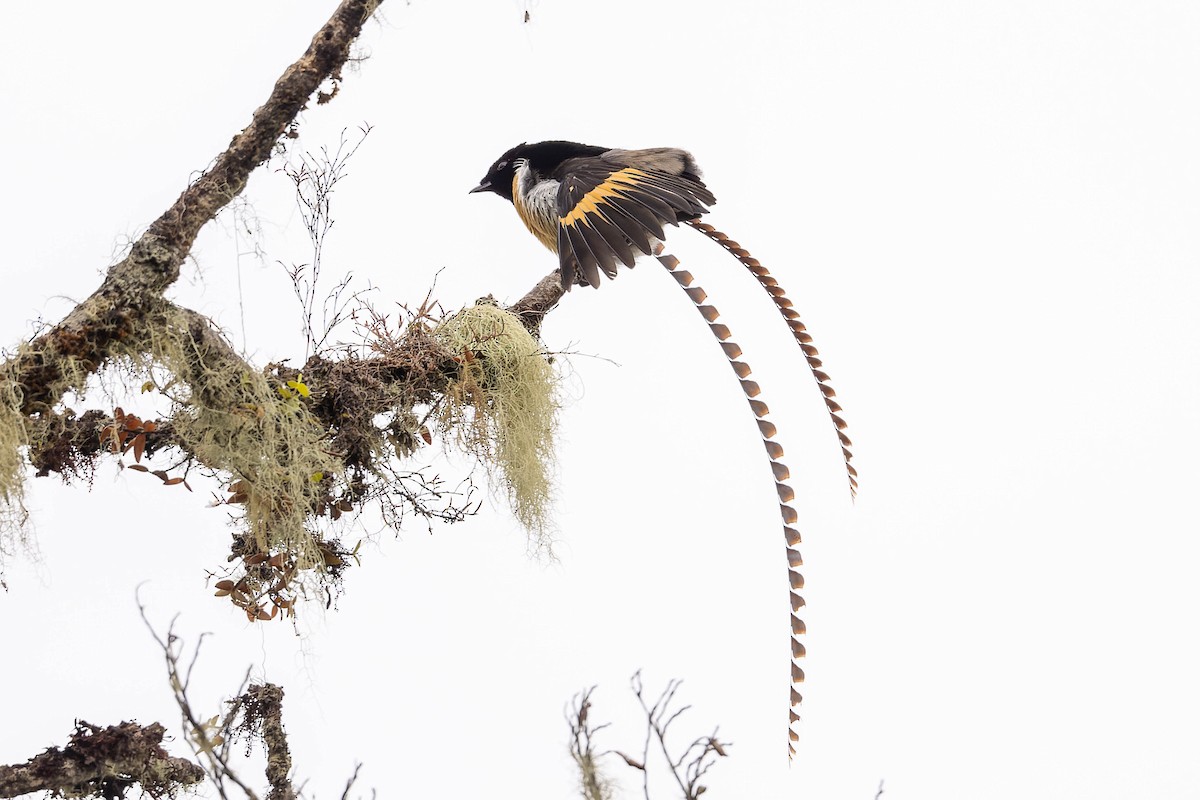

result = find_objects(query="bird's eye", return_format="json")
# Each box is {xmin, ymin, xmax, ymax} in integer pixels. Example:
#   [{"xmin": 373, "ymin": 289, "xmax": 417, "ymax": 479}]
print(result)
[{"xmin": 496, "ymin": 160, "xmax": 508, "ymax": 171}]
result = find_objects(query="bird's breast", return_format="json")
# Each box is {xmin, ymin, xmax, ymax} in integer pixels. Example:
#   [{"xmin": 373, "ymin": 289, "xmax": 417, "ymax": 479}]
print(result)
[{"xmin": 512, "ymin": 169, "xmax": 561, "ymax": 252}]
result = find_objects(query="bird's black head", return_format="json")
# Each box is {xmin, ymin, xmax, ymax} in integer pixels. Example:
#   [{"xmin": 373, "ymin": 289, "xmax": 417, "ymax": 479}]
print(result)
[
  {"xmin": 468, "ymin": 142, "xmax": 526, "ymax": 201},
  {"xmin": 469, "ymin": 140, "xmax": 608, "ymax": 202}
]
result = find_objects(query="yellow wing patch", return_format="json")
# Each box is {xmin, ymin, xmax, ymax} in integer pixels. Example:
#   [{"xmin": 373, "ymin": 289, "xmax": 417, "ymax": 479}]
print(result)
[{"xmin": 559, "ymin": 168, "xmax": 647, "ymax": 227}]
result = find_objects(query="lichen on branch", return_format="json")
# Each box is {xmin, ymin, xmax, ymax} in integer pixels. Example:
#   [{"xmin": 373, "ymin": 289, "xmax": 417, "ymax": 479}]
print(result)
[
  {"xmin": 435, "ymin": 301, "xmax": 560, "ymax": 551},
  {"xmin": 0, "ymin": 0, "xmax": 571, "ymax": 607},
  {"xmin": 0, "ymin": 721, "xmax": 204, "ymax": 799},
  {"xmin": 4, "ymin": 0, "xmax": 385, "ymax": 418}
]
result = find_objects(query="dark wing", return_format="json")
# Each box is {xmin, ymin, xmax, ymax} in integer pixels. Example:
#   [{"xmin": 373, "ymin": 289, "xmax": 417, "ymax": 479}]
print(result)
[
  {"xmin": 600, "ymin": 147, "xmax": 708, "ymax": 185},
  {"xmin": 555, "ymin": 159, "xmax": 716, "ymax": 288}
]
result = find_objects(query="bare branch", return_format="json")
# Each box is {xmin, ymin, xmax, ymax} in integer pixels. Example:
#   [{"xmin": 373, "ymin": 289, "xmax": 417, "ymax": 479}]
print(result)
[
  {"xmin": 508, "ymin": 270, "xmax": 566, "ymax": 334},
  {"xmin": 630, "ymin": 672, "xmax": 730, "ymax": 800},
  {"xmin": 338, "ymin": 763, "xmax": 366, "ymax": 800},
  {"xmin": 566, "ymin": 687, "xmax": 615, "ymax": 800},
  {"xmin": 281, "ymin": 125, "xmax": 376, "ymax": 357},
  {"xmin": 567, "ymin": 675, "xmax": 731, "ymax": 800},
  {"xmin": 138, "ymin": 599, "xmax": 260, "ymax": 800}
]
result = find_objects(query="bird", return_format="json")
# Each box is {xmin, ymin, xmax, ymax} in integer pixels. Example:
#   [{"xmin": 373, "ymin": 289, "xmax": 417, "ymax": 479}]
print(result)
[
  {"xmin": 471, "ymin": 140, "xmax": 855, "ymax": 758},
  {"xmin": 470, "ymin": 141, "xmax": 714, "ymax": 289}
]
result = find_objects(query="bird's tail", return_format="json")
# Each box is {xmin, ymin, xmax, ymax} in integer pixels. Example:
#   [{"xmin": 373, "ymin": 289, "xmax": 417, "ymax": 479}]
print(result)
[
  {"xmin": 686, "ymin": 220, "xmax": 857, "ymax": 499},
  {"xmin": 654, "ymin": 244, "xmax": 806, "ymax": 760}
]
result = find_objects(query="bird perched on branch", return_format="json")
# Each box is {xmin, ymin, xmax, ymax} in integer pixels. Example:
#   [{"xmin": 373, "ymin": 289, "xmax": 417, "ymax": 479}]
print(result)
[
  {"xmin": 470, "ymin": 141, "xmax": 714, "ymax": 289},
  {"xmin": 471, "ymin": 140, "xmax": 855, "ymax": 758}
]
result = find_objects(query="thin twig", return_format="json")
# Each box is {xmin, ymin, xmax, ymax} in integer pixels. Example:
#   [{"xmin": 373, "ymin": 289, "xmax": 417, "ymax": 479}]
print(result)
[
  {"xmin": 339, "ymin": 763, "xmax": 364, "ymax": 800},
  {"xmin": 137, "ymin": 595, "xmax": 261, "ymax": 800},
  {"xmin": 629, "ymin": 671, "xmax": 730, "ymax": 800},
  {"xmin": 566, "ymin": 687, "xmax": 615, "ymax": 800}
]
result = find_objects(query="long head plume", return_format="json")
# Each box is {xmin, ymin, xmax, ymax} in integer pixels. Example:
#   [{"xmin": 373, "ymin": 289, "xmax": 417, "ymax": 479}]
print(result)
[
  {"xmin": 686, "ymin": 220, "xmax": 857, "ymax": 498},
  {"xmin": 653, "ymin": 242, "xmax": 806, "ymax": 760}
]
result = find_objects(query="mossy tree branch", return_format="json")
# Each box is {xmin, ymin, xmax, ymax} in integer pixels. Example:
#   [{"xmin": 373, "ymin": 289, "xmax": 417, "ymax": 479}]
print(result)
[
  {"xmin": 0, "ymin": 0, "xmax": 570, "ymax": 795},
  {"xmin": 0, "ymin": 721, "xmax": 205, "ymax": 799},
  {"xmin": 1, "ymin": 0, "xmax": 564, "ymax": 617},
  {"xmin": 6, "ymin": 0, "xmax": 384, "ymax": 415},
  {"xmin": 237, "ymin": 685, "xmax": 297, "ymax": 800},
  {"xmin": 3, "ymin": 0, "xmax": 563, "ymax": 480}
]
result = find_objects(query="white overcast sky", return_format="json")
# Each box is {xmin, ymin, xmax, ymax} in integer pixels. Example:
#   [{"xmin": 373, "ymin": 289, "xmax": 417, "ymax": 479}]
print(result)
[{"xmin": 2, "ymin": 2, "xmax": 1198, "ymax": 798}]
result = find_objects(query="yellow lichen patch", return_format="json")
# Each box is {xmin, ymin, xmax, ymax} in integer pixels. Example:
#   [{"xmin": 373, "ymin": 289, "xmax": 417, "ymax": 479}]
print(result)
[{"xmin": 434, "ymin": 302, "xmax": 558, "ymax": 552}]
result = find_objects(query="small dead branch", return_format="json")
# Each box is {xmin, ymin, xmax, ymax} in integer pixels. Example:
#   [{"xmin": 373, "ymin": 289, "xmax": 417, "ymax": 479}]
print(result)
[
  {"xmin": 566, "ymin": 676, "xmax": 730, "ymax": 800},
  {"xmin": 338, "ymin": 763, "xmax": 372, "ymax": 800},
  {"xmin": 139, "ymin": 600, "xmax": 260, "ymax": 800},
  {"xmin": 631, "ymin": 671, "xmax": 730, "ymax": 800},
  {"xmin": 138, "ymin": 600, "xmax": 363, "ymax": 800},
  {"xmin": 280, "ymin": 124, "xmax": 375, "ymax": 357},
  {"xmin": 567, "ymin": 687, "xmax": 615, "ymax": 800}
]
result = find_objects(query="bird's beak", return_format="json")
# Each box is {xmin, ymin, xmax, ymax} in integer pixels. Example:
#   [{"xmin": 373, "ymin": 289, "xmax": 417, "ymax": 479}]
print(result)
[{"xmin": 469, "ymin": 180, "xmax": 490, "ymax": 194}]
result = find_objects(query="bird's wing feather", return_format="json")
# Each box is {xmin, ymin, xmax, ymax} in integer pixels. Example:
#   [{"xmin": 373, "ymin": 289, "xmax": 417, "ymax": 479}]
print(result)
[
  {"xmin": 555, "ymin": 226, "xmax": 584, "ymax": 289},
  {"xmin": 600, "ymin": 147, "xmax": 707, "ymax": 186},
  {"xmin": 561, "ymin": 223, "xmax": 603, "ymax": 289},
  {"xmin": 555, "ymin": 159, "xmax": 715, "ymax": 287}
]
